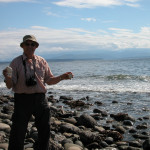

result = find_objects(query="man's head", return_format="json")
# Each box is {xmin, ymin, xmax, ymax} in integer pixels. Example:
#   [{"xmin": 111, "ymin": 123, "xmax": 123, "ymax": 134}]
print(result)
[
  {"xmin": 20, "ymin": 35, "xmax": 39, "ymax": 48},
  {"xmin": 20, "ymin": 35, "xmax": 39, "ymax": 59}
]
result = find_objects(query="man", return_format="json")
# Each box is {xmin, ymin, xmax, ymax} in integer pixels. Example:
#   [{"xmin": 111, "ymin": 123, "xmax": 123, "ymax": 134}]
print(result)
[{"xmin": 3, "ymin": 35, "xmax": 73, "ymax": 150}]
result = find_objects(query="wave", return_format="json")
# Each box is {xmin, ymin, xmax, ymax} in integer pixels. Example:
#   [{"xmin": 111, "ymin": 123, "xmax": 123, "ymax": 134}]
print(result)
[
  {"xmin": 105, "ymin": 74, "xmax": 150, "ymax": 81},
  {"xmin": 47, "ymin": 85, "xmax": 150, "ymax": 93},
  {"xmin": 80, "ymin": 74, "xmax": 150, "ymax": 82}
]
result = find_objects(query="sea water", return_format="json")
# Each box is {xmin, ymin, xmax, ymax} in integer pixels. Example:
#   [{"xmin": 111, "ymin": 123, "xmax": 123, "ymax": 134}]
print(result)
[
  {"xmin": 0, "ymin": 58, "xmax": 150, "ymax": 140},
  {"xmin": 0, "ymin": 58, "xmax": 149, "ymax": 120}
]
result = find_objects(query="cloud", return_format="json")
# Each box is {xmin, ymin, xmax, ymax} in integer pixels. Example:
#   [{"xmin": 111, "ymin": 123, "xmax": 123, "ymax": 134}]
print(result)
[
  {"xmin": 31, "ymin": 26, "xmax": 48, "ymax": 30},
  {"xmin": 81, "ymin": 18, "xmax": 96, "ymax": 22},
  {"xmin": 53, "ymin": 0, "xmax": 140, "ymax": 8},
  {"xmin": 46, "ymin": 11, "xmax": 60, "ymax": 17},
  {"xmin": 0, "ymin": 25, "xmax": 150, "ymax": 61},
  {"xmin": 0, "ymin": 0, "xmax": 36, "ymax": 3},
  {"xmin": 43, "ymin": 7, "xmax": 60, "ymax": 17},
  {"xmin": 102, "ymin": 20, "xmax": 117, "ymax": 24}
]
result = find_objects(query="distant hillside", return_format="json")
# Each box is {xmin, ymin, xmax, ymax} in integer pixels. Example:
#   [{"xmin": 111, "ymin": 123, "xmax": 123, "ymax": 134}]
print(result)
[{"xmin": 43, "ymin": 48, "xmax": 150, "ymax": 60}]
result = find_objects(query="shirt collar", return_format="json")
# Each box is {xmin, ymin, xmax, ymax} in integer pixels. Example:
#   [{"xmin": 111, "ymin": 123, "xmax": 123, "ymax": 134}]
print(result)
[{"xmin": 22, "ymin": 53, "xmax": 36, "ymax": 61}]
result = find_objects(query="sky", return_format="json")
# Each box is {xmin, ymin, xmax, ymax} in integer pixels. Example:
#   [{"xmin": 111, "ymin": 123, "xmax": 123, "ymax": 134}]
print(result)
[{"xmin": 0, "ymin": 0, "xmax": 150, "ymax": 61}]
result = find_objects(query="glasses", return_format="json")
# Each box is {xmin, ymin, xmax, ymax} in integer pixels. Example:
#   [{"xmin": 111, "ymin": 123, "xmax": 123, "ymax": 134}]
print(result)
[{"xmin": 25, "ymin": 43, "xmax": 36, "ymax": 47}]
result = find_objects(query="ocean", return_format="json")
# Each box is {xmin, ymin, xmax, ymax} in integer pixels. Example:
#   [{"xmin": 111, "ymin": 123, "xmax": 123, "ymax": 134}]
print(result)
[{"xmin": 0, "ymin": 58, "xmax": 150, "ymax": 140}]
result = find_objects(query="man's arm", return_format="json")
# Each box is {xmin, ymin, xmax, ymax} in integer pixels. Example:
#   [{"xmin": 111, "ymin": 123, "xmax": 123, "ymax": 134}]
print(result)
[
  {"xmin": 3, "ymin": 69, "xmax": 13, "ymax": 89},
  {"xmin": 46, "ymin": 72, "xmax": 73, "ymax": 85}
]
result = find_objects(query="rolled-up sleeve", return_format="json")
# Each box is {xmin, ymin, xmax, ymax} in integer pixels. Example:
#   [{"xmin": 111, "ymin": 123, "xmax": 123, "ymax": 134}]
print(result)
[{"xmin": 44, "ymin": 61, "xmax": 54, "ymax": 84}]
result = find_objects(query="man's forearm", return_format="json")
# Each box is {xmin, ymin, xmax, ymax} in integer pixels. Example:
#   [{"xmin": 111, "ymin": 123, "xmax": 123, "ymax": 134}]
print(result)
[{"xmin": 47, "ymin": 76, "xmax": 63, "ymax": 85}]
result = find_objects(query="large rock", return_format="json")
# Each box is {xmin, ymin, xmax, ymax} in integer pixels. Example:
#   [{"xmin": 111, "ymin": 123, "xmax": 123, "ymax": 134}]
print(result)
[
  {"xmin": 100, "ymin": 147, "xmax": 118, "ymax": 150},
  {"xmin": 107, "ymin": 131, "xmax": 123, "ymax": 141},
  {"xmin": 0, "ymin": 131, "xmax": 6, "ymax": 143},
  {"xmin": 143, "ymin": 139, "xmax": 150, "ymax": 150},
  {"xmin": 1, "ymin": 105, "xmax": 14, "ymax": 114},
  {"xmin": 64, "ymin": 143, "xmax": 83, "ymax": 150},
  {"xmin": 0, "ymin": 113, "xmax": 11, "ymax": 120},
  {"xmin": 110, "ymin": 113, "xmax": 128, "ymax": 121},
  {"xmin": 0, "ymin": 123, "xmax": 10, "ymax": 131},
  {"xmin": 60, "ymin": 123, "xmax": 80, "ymax": 134},
  {"xmin": 79, "ymin": 130, "xmax": 100, "ymax": 144},
  {"xmin": 77, "ymin": 113, "xmax": 97, "ymax": 128},
  {"xmin": 60, "ymin": 96, "xmax": 73, "ymax": 100},
  {"xmin": 0, "ymin": 143, "xmax": 8, "ymax": 150}
]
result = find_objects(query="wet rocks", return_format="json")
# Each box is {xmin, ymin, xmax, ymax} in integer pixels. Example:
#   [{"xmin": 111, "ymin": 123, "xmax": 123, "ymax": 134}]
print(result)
[{"xmin": 0, "ymin": 94, "xmax": 149, "ymax": 150}]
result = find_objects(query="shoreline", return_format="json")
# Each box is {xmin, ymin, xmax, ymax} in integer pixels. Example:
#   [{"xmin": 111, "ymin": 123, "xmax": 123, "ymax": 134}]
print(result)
[{"xmin": 0, "ymin": 92, "xmax": 150, "ymax": 150}]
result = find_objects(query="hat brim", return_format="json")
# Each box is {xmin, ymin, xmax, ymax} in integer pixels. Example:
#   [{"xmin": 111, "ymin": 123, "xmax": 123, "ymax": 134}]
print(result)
[{"xmin": 20, "ymin": 39, "xmax": 39, "ymax": 48}]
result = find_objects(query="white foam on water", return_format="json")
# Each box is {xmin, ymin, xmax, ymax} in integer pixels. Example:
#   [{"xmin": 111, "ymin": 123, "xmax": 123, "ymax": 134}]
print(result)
[{"xmin": 46, "ymin": 81, "xmax": 150, "ymax": 93}]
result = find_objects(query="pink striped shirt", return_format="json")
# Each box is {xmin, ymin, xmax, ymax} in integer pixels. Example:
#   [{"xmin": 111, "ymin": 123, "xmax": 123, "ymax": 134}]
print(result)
[{"xmin": 10, "ymin": 53, "xmax": 53, "ymax": 94}]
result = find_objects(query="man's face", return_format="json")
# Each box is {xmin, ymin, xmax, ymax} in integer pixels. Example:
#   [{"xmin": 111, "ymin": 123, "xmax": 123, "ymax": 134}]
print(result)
[{"xmin": 22, "ymin": 40, "xmax": 37, "ymax": 58}]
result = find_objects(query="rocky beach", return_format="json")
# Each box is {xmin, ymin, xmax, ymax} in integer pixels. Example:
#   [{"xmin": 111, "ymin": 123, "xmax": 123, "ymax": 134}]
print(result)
[{"xmin": 0, "ymin": 91, "xmax": 149, "ymax": 150}]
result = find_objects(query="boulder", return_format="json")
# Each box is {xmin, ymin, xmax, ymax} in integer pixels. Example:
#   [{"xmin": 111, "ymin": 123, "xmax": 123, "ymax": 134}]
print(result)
[{"xmin": 77, "ymin": 113, "xmax": 97, "ymax": 128}]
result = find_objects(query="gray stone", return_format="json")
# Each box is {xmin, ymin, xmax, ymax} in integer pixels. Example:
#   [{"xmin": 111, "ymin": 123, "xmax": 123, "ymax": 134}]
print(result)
[
  {"xmin": 105, "ymin": 137, "xmax": 114, "ymax": 144},
  {"xmin": 0, "ymin": 143, "xmax": 8, "ymax": 150},
  {"xmin": 115, "ymin": 126, "xmax": 126, "ymax": 134},
  {"xmin": 136, "ymin": 124, "xmax": 148, "ymax": 129},
  {"xmin": 127, "ymin": 146, "xmax": 142, "ymax": 150},
  {"xmin": 63, "ymin": 117, "xmax": 77, "ymax": 125},
  {"xmin": 118, "ymin": 145, "xmax": 128, "ymax": 150},
  {"xmin": 100, "ymin": 147, "xmax": 118, "ymax": 150},
  {"xmin": 77, "ymin": 113, "xmax": 97, "ymax": 128},
  {"xmin": 64, "ymin": 143, "xmax": 83, "ymax": 150},
  {"xmin": 0, "ymin": 123, "xmax": 10, "ymax": 131},
  {"xmin": 24, "ymin": 143, "xmax": 33, "ymax": 149},
  {"xmin": 100, "ymin": 141, "xmax": 109, "ymax": 148},
  {"xmin": 123, "ymin": 120, "xmax": 134, "ymax": 126},
  {"xmin": 30, "ymin": 131, "xmax": 38, "ymax": 141},
  {"xmin": 60, "ymin": 123, "xmax": 80, "ymax": 134},
  {"xmin": 132, "ymin": 134, "xmax": 149, "ymax": 140},
  {"xmin": 74, "ymin": 140, "xmax": 84, "ymax": 147},
  {"xmin": 94, "ymin": 126, "xmax": 105, "ymax": 133},
  {"xmin": 0, "ymin": 113, "xmax": 11, "ymax": 120},
  {"xmin": 86, "ymin": 142, "xmax": 99, "ymax": 149},
  {"xmin": 79, "ymin": 130, "xmax": 100, "ymax": 144},
  {"xmin": 116, "ymin": 141, "xmax": 128, "ymax": 146},
  {"xmin": 143, "ymin": 139, "xmax": 150, "ymax": 150},
  {"xmin": 129, "ymin": 140, "xmax": 142, "ymax": 148},
  {"xmin": 0, "ymin": 131, "xmax": 6, "ymax": 143}
]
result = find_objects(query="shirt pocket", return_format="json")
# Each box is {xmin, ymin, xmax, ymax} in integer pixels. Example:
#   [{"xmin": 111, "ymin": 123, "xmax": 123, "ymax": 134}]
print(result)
[{"xmin": 36, "ymin": 68, "xmax": 45, "ymax": 80}]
